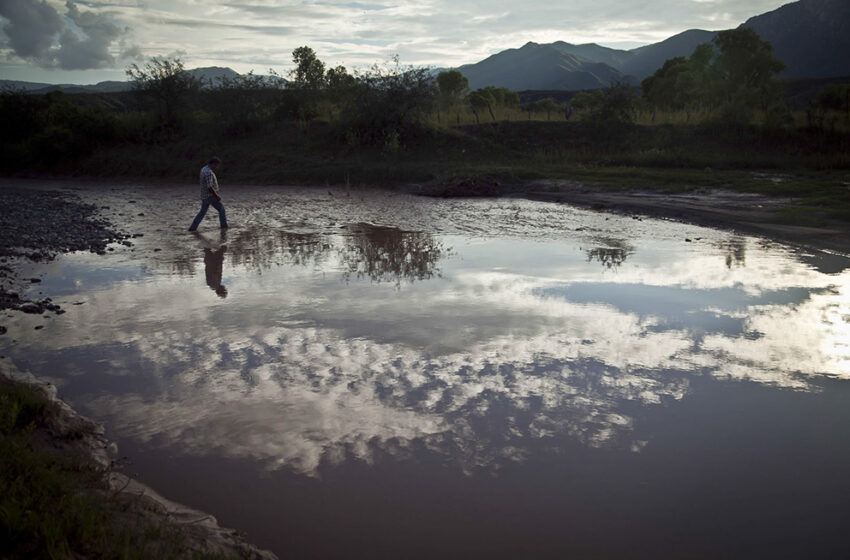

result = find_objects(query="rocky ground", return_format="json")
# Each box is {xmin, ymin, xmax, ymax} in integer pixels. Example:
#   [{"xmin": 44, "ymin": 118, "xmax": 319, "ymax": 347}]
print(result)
[{"xmin": 0, "ymin": 188, "xmax": 128, "ymax": 322}]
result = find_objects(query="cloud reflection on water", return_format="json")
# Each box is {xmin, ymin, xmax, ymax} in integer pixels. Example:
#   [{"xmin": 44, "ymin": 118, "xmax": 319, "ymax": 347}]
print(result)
[{"xmin": 14, "ymin": 221, "xmax": 850, "ymax": 477}]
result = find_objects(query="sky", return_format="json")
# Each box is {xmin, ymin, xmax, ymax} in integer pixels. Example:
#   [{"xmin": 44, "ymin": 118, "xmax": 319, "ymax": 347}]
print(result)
[{"xmin": 0, "ymin": 0, "xmax": 794, "ymax": 85}]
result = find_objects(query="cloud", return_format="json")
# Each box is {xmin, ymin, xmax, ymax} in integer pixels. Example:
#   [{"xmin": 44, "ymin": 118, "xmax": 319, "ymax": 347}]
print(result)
[
  {"xmin": 0, "ymin": 0, "xmax": 64, "ymax": 63},
  {"xmin": 0, "ymin": 0, "xmax": 136, "ymax": 70}
]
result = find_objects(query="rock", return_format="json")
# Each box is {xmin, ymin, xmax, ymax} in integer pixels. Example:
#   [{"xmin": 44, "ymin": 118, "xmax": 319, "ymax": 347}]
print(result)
[{"xmin": 30, "ymin": 278, "xmax": 41, "ymax": 283}]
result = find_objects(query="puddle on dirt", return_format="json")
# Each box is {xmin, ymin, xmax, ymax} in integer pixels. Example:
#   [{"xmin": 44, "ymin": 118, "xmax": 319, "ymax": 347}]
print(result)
[{"xmin": 2, "ymin": 184, "xmax": 850, "ymax": 558}]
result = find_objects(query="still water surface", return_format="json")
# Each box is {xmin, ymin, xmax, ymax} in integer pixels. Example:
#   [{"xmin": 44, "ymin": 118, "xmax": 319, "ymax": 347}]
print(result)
[{"xmin": 3, "ymin": 186, "xmax": 850, "ymax": 558}]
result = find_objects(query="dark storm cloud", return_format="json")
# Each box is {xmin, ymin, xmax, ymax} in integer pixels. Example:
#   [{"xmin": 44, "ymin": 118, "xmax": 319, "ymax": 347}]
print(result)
[
  {"xmin": 0, "ymin": 0, "xmax": 65, "ymax": 62},
  {"xmin": 0, "ymin": 0, "xmax": 134, "ymax": 70}
]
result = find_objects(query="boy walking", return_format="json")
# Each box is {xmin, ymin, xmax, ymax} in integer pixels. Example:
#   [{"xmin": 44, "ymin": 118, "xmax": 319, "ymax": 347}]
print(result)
[{"xmin": 188, "ymin": 157, "xmax": 228, "ymax": 231}]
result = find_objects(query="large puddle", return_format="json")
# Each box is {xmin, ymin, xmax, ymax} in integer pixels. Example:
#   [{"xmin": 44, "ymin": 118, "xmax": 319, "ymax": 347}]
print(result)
[{"xmin": 3, "ymin": 184, "xmax": 850, "ymax": 558}]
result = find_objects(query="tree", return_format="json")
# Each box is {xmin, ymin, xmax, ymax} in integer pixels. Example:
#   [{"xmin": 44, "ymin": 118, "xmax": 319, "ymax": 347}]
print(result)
[
  {"xmin": 712, "ymin": 28, "xmax": 785, "ymax": 123},
  {"xmin": 641, "ymin": 29, "xmax": 784, "ymax": 125},
  {"xmin": 811, "ymin": 83, "xmax": 850, "ymax": 130},
  {"xmin": 642, "ymin": 57, "xmax": 689, "ymax": 111},
  {"xmin": 530, "ymin": 97, "xmax": 561, "ymax": 120},
  {"xmin": 341, "ymin": 57, "xmax": 438, "ymax": 147},
  {"xmin": 285, "ymin": 46, "xmax": 327, "ymax": 124},
  {"xmin": 437, "ymin": 70, "xmax": 469, "ymax": 123},
  {"xmin": 465, "ymin": 87, "xmax": 519, "ymax": 123},
  {"xmin": 289, "ymin": 46, "xmax": 325, "ymax": 90},
  {"xmin": 326, "ymin": 65, "xmax": 358, "ymax": 108},
  {"xmin": 467, "ymin": 89, "xmax": 495, "ymax": 123},
  {"xmin": 437, "ymin": 70, "xmax": 469, "ymax": 103},
  {"xmin": 126, "ymin": 57, "xmax": 201, "ymax": 127},
  {"xmin": 207, "ymin": 70, "xmax": 286, "ymax": 135},
  {"xmin": 579, "ymin": 82, "xmax": 637, "ymax": 125}
]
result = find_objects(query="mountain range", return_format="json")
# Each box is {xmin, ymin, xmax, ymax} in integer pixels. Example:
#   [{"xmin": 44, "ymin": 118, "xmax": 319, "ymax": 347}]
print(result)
[
  {"xmin": 0, "ymin": 67, "xmax": 241, "ymax": 95},
  {"xmin": 459, "ymin": 0, "xmax": 849, "ymax": 91},
  {"xmin": 2, "ymin": 0, "xmax": 848, "ymax": 95},
  {"xmin": 457, "ymin": 29, "xmax": 717, "ymax": 91}
]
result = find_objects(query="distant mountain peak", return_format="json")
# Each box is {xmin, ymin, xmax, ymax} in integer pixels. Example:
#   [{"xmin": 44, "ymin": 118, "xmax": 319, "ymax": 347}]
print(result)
[{"xmin": 458, "ymin": 0, "xmax": 849, "ymax": 92}]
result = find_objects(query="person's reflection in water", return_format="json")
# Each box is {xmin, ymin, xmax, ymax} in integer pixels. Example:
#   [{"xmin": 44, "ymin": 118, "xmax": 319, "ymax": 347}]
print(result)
[{"xmin": 195, "ymin": 230, "xmax": 228, "ymax": 298}]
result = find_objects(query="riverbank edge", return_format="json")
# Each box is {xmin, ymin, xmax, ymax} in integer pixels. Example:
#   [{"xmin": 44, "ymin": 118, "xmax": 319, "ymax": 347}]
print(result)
[
  {"xmin": 0, "ymin": 364, "xmax": 279, "ymax": 559},
  {"xmin": 400, "ymin": 178, "xmax": 850, "ymax": 256},
  {"xmin": 517, "ymin": 183, "xmax": 850, "ymax": 256},
  {"xmin": 3, "ymin": 174, "xmax": 849, "ymax": 257}
]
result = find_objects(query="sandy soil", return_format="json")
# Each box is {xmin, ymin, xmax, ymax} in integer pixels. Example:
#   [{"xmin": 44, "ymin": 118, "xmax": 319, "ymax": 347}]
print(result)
[{"xmin": 521, "ymin": 180, "xmax": 850, "ymax": 256}]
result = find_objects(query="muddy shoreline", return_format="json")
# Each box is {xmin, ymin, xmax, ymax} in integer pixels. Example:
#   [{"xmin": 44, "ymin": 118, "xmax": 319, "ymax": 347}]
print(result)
[
  {"xmin": 4, "ymin": 176, "xmax": 848, "ymax": 257},
  {"xmin": 519, "ymin": 180, "xmax": 850, "ymax": 256}
]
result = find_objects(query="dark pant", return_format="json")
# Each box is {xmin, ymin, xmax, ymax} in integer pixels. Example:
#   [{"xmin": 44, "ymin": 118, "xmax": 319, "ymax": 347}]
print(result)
[{"xmin": 189, "ymin": 198, "xmax": 227, "ymax": 230}]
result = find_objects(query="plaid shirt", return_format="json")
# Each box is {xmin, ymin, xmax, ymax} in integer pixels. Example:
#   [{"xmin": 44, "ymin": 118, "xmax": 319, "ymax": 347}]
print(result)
[{"xmin": 199, "ymin": 165, "xmax": 220, "ymax": 201}]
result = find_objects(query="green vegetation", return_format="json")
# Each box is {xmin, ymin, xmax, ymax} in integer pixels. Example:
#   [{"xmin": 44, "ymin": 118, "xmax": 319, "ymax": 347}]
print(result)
[
  {"xmin": 1, "ymin": 31, "xmax": 849, "ymax": 223},
  {"xmin": 0, "ymin": 377, "xmax": 223, "ymax": 559},
  {"xmin": 642, "ymin": 29, "xmax": 788, "ymax": 127}
]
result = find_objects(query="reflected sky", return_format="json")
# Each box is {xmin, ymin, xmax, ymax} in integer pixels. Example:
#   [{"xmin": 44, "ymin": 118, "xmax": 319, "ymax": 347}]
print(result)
[{"xmin": 4, "ymin": 191, "xmax": 850, "ymax": 483}]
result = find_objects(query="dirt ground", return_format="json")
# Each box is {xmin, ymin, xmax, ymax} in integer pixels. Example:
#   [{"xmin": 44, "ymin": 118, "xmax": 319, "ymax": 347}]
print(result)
[{"xmin": 522, "ymin": 180, "xmax": 850, "ymax": 256}]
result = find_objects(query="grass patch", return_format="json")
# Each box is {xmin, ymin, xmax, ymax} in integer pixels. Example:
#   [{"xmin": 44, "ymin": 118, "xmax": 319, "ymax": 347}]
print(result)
[{"xmin": 0, "ymin": 377, "xmax": 225, "ymax": 559}]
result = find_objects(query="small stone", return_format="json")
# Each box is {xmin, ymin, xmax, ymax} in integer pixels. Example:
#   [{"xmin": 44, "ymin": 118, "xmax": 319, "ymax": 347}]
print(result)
[
  {"xmin": 19, "ymin": 303, "xmax": 41, "ymax": 314},
  {"xmin": 30, "ymin": 278, "xmax": 41, "ymax": 283},
  {"xmin": 0, "ymin": 326, "xmax": 6, "ymax": 335},
  {"xmin": 34, "ymin": 325, "xmax": 43, "ymax": 330}
]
